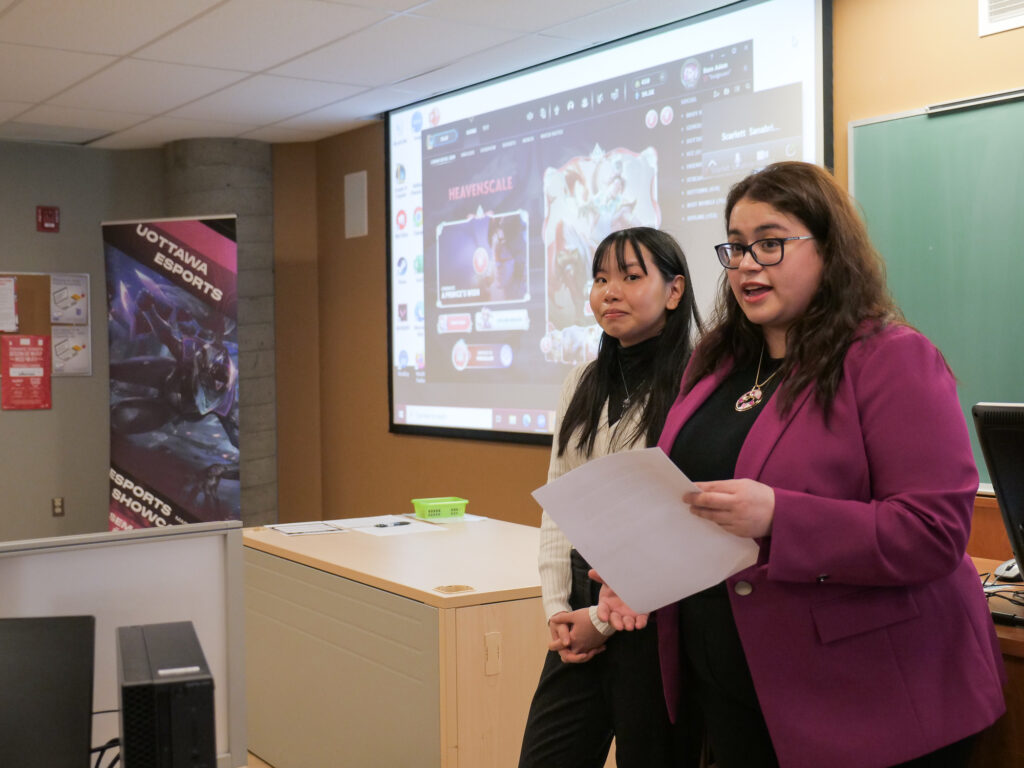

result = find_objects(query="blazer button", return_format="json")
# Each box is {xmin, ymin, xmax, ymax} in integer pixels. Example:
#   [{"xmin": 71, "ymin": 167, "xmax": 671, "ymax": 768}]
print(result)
[
  {"xmin": 734, "ymin": 581, "xmax": 753, "ymax": 596},
  {"xmin": 816, "ymin": 574, "xmax": 830, "ymax": 583}
]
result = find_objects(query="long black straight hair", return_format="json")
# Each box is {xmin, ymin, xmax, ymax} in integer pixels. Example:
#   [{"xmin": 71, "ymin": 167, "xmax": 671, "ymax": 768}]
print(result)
[{"xmin": 558, "ymin": 227, "xmax": 702, "ymax": 457}]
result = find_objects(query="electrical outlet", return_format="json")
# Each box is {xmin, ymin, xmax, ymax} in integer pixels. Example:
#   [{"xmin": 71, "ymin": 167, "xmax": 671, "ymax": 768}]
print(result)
[{"xmin": 52, "ymin": 497, "xmax": 65, "ymax": 517}]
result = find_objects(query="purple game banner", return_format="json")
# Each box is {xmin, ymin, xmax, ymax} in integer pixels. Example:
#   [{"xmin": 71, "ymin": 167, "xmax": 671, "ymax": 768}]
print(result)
[{"xmin": 103, "ymin": 217, "xmax": 239, "ymax": 530}]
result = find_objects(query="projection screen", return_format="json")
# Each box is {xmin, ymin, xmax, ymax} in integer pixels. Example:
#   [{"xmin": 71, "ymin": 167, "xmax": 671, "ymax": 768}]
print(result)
[{"xmin": 387, "ymin": 0, "xmax": 831, "ymax": 443}]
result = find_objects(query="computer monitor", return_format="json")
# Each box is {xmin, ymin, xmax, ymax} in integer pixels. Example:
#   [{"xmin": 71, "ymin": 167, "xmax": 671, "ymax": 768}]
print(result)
[
  {"xmin": 0, "ymin": 615, "xmax": 95, "ymax": 767},
  {"xmin": 972, "ymin": 403, "xmax": 1024, "ymax": 582}
]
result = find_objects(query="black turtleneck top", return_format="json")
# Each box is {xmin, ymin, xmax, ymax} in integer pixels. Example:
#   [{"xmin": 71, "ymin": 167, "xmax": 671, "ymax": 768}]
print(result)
[
  {"xmin": 668, "ymin": 351, "xmax": 786, "ymax": 718},
  {"xmin": 607, "ymin": 334, "xmax": 660, "ymax": 426}
]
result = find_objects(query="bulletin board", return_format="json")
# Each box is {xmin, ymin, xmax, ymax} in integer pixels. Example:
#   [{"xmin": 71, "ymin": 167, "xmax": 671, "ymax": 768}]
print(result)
[
  {"xmin": 0, "ymin": 273, "xmax": 50, "ymax": 335},
  {"xmin": 0, "ymin": 272, "xmax": 92, "ymax": 376}
]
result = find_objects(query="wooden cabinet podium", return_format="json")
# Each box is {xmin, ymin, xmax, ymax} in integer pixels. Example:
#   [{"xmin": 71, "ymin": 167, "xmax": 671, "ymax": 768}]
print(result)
[
  {"xmin": 243, "ymin": 518, "xmax": 548, "ymax": 768},
  {"xmin": 243, "ymin": 522, "xmax": 1024, "ymax": 767}
]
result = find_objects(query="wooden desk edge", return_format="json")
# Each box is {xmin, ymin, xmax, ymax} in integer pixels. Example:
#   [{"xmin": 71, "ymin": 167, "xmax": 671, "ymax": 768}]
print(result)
[{"xmin": 243, "ymin": 533, "xmax": 542, "ymax": 609}]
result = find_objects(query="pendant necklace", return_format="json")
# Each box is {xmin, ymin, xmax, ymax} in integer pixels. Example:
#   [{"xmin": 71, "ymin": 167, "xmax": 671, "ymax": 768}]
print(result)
[
  {"xmin": 735, "ymin": 346, "xmax": 782, "ymax": 413},
  {"xmin": 617, "ymin": 357, "xmax": 632, "ymax": 410}
]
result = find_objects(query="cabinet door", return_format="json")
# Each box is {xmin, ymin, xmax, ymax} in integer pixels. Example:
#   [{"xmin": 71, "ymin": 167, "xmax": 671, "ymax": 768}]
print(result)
[
  {"xmin": 449, "ymin": 598, "xmax": 547, "ymax": 767},
  {"xmin": 246, "ymin": 549, "xmax": 441, "ymax": 768}
]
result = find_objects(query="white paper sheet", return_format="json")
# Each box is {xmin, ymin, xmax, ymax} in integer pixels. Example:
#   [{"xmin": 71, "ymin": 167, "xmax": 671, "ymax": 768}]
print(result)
[
  {"xmin": 427, "ymin": 512, "xmax": 487, "ymax": 523},
  {"xmin": 325, "ymin": 515, "xmax": 443, "ymax": 536},
  {"xmin": 268, "ymin": 521, "xmax": 347, "ymax": 536},
  {"xmin": 50, "ymin": 273, "xmax": 89, "ymax": 324},
  {"xmin": 532, "ymin": 447, "xmax": 759, "ymax": 614},
  {"xmin": 0, "ymin": 277, "xmax": 17, "ymax": 332}
]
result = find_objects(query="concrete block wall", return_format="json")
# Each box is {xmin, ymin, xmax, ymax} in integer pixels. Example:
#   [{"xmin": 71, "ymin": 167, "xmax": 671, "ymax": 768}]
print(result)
[{"xmin": 163, "ymin": 138, "xmax": 278, "ymax": 527}]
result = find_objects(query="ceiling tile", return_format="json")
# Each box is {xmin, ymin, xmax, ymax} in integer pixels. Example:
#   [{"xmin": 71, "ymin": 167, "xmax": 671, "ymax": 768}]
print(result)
[
  {"xmin": 240, "ymin": 124, "xmax": 346, "ymax": 143},
  {"xmin": 0, "ymin": 121, "xmax": 110, "ymax": 144},
  {"xmin": 136, "ymin": 0, "xmax": 388, "ymax": 72},
  {"xmin": 621, "ymin": 0, "xmax": 728, "ymax": 30},
  {"xmin": 281, "ymin": 85, "xmax": 423, "ymax": 125},
  {"xmin": 0, "ymin": 0, "xmax": 225, "ymax": 55},
  {"xmin": 87, "ymin": 115, "xmax": 254, "ymax": 149},
  {"xmin": 330, "ymin": 0, "xmax": 426, "ymax": 12},
  {"xmin": 271, "ymin": 13, "xmax": 519, "ymax": 88},
  {"xmin": 170, "ymin": 75, "xmax": 365, "ymax": 123},
  {"xmin": 275, "ymin": 98, "xmax": 380, "ymax": 131},
  {"xmin": 0, "ymin": 99, "xmax": 31, "ymax": 121},
  {"xmin": 542, "ymin": 0, "xmax": 720, "ymax": 43},
  {"xmin": 394, "ymin": 33, "xmax": 584, "ymax": 98},
  {"xmin": 0, "ymin": 0, "xmax": 734, "ymax": 147},
  {"xmin": 50, "ymin": 59, "xmax": 247, "ymax": 114},
  {"xmin": 0, "ymin": 43, "xmax": 115, "ymax": 102},
  {"xmin": 414, "ymin": 0, "xmax": 626, "ymax": 33},
  {"xmin": 16, "ymin": 104, "xmax": 148, "ymax": 132}
]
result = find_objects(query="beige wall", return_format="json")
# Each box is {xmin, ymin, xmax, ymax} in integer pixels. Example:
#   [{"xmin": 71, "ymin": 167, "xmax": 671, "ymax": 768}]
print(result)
[
  {"xmin": 273, "ymin": 142, "xmax": 323, "ymax": 523},
  {"xmin": 275, "ymin": 124, "xmax": 549, "ymax": 526},
  {"xmin": 832, "ymin": 0, "xmax": 1024, "ymax": 186},
  {"xmin": 274, "ymin": 0, "xmax": 1024, "ymax": 527},
  {"xmin": 0, "ymin": 142, "xmax": 164, "ymax": 541}
]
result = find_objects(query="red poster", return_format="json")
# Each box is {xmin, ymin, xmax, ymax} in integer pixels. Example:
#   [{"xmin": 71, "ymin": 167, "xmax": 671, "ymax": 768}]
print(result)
[{"xmin": 1, "ymin": 335, "xmax": 52, "ymax": 410}]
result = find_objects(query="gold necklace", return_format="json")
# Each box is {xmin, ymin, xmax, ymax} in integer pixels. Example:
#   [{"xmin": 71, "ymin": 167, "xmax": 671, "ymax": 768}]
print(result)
[{"xmin": 734, "ymin": 346, "xmax": 782, "ymax": 412}]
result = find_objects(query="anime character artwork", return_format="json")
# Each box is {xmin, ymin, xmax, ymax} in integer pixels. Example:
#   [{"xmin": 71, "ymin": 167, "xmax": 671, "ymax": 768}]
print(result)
[
  {"xmin": 436, "ymin": 209, "xmax": 529, "ymax": 307},
  {"xmin": 103, "ymin": 218, "xmax": 239, "ymax": 529},
  {"xmin": 541, "ymin": 146, "xmax": 660, "ymax": 364}
]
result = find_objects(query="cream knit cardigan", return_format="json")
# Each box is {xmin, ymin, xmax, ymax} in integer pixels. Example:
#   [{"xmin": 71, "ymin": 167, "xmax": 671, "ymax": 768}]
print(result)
[{"xmin": 538, "ymin": 362, "xmax": 649, "ymax": 637}]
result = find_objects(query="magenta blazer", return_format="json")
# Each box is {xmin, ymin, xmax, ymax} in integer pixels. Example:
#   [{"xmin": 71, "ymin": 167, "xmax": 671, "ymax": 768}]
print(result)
[{"xmin": 655, "ymin": 325, "xmax": 1005, "ymax": 768}]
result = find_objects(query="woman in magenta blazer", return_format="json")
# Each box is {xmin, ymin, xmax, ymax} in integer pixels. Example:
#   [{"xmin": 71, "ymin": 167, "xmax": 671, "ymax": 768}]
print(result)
[{"xmin": 599, "ymin": 161, "xmax": 1005, "ymax": 767}]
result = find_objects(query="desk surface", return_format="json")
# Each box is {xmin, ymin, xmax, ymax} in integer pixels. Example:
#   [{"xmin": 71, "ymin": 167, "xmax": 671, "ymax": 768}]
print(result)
[
  {"xmin": 243, "ymin": 517, "xmax": 541, "ymax": 608},
  {"xmin": 974, "ymin": 557, "xmax": 1024, "ymax": 658}
]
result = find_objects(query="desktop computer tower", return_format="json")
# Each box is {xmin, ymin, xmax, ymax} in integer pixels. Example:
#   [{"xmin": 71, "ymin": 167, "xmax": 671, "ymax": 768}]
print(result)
[{"xmin": 117, "ymin": 621, "xmax": 216, "ymax": 768}]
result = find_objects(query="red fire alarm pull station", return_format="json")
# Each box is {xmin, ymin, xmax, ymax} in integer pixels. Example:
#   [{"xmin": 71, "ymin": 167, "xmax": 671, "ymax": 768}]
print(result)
[{"xmin": 36, "ymin": 206, "xmax": 60, "ymax": 233}]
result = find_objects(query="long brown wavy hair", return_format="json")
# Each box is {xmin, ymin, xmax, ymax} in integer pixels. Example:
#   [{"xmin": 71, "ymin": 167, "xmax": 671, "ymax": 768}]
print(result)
[{"xmin": 683, "ymin": 161, "xmax": 903, "ymax": 416}]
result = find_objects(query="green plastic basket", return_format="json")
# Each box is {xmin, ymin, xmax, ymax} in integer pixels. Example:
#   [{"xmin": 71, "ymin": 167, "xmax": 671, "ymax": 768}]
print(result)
[{"xmin": 411, "ymin": 496, "xmax": 467, "ymax": 520}]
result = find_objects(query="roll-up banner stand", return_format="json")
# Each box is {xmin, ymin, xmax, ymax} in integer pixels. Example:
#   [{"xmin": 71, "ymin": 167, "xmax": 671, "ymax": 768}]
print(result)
[{"xmin": 102, "ymin": 217, "xmax": 239, "ymax": 530}]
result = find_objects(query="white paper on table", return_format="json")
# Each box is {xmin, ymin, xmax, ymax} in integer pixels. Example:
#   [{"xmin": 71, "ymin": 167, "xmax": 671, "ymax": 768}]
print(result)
[
  {"xmin": 269, "ymin": 521, "xmax": 347, "ymax": 536},
  {"xmin": 326, "ymin": 514, "xmax": 443, "ymax": 536},
  {"xmin": 427, "ymin": 512, "xmax": 487, "ymax": 523},
  {"xmin": 532, "ymin": 447, "xmax": 759, "ymax": 614}
]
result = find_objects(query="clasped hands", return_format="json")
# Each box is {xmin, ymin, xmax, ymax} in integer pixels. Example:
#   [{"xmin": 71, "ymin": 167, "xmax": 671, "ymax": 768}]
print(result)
[
  {"xmin": 591, "ymin": 479, "xmax": 775, "ymax": 631},
  {"xmin": 547, "ymin": 607, "xmax": 608, "ymax": 663}
]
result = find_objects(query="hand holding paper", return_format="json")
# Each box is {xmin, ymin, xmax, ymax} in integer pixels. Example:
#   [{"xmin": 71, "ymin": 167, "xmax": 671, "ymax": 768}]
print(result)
[
  {"xmin": 686, "ymin": 477, "xmax": 776, "ymax": 539},
  {"xmin": 590, "ymin": 570, "xmax": 648, "ymax": 631},
  {"xmin": 532, "ymin": 447, "xmax": 759, "ymax": 614}
]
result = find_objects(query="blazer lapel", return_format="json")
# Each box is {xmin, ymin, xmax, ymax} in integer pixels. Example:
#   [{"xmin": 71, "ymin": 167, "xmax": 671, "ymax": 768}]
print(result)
[{"xmin": 736, "ymin": 381, "xmax": 815, "ymax": 480}]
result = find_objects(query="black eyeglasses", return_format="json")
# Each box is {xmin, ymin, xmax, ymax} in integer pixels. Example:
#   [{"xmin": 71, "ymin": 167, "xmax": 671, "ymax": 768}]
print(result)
[{"xmin": 714, "ymin": 235, "xmax": 815, "ymax": 269}]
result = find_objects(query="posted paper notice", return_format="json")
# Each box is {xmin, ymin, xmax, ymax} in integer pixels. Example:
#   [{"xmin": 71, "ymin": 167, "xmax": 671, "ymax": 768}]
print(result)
[
  {"xmin": 0, "ymin": 276, "xmax": 17, "ymax": 332},
  {"xmin": 1, "ymin": 335, "xmax": 52, "ymax": 410}
]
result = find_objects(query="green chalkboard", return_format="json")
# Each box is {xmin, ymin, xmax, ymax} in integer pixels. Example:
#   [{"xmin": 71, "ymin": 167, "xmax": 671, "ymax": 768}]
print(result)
[{"xmin": 851, "ymin": 98, "xmax": 1024, "ymax": 485}]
